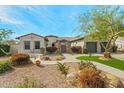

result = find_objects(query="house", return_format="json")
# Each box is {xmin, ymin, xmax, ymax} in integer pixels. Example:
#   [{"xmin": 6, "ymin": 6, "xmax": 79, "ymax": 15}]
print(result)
[
  {"xmin": 11, "ymin": 33, "xmax": 116, "ymax": 54},
  {"xmin": 11, "ymin": 33, "xmax": 76, "ymax": 54}
]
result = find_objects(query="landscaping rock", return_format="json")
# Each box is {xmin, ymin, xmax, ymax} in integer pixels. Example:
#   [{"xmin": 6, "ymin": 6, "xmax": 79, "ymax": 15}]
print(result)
[
  {"xmin": 101, "ymin": 72, "xmax": 124, "ymax": 88},
  {"xmin": 66, "ymin": 71, "xmax": 124, "ymax": 88},
  {"xmin": 35, "ymin": 58, "xmax": 41, "ymax": 65},
  {"xmin": 66, "ymin": 72, "xmax": 78, "ymax": 86}
]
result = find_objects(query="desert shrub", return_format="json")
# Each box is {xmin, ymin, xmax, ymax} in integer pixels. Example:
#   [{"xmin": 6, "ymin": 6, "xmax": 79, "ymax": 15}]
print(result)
[
  {"xmin": 0, "ymin": 44, "xmax": 10, "ymax": 56},
  {"xmin": 46, "ymin": 46, "xmax": 57, "ymax": 54},
  {"xmin": 76, "ymin": 62, "xmax": 105, "ymax": 88},
  {"xmin": 78, "ymin": 61, "xmax": 84, "ymax": 70},
  {"xmin": 56, "ymin": 55, "xmax": 65, "ymax": 61},
  {"xmin": 44, "ymin": 56, "xmax": 51, "ymax": 61},
  {"xmin": 57, "ymin": 62, "xmax": 69, "ymax": 76},
  {"xmin": 16, "ymin": 77, "xmax": 45, "ymax": 88},
  {"xmin": 10, "ymin": 53, "xmax": 30, "ymax": 66},
  {"xmin": 71, "ymin": 46, "xmax": 82, "ymax": 53},
  {"xmin": 0, "ymin": 61, "xmax": 12, "ymax": 74},
  {"xmin": 78, "ymin": 61, "xmax": 96, "ymax": 70},
  {"xmin": 83, "ymin": 48, "xmax": 88, "ymax": 54}
]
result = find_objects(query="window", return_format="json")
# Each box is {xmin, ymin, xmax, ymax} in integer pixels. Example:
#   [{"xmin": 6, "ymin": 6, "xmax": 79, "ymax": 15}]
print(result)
[
  {"xmin": 24, "ymin": 41, "xmax": 30, "ymax": 50},
  {"xmin": 35, "ymin": 41, "xmax": 40, "ymax": 49}
]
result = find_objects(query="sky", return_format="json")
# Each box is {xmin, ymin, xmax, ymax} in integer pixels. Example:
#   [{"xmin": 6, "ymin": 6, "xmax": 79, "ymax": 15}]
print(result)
[{"xmin": 0, "ymin": 5, "xmax": 94, "ymax": 39}]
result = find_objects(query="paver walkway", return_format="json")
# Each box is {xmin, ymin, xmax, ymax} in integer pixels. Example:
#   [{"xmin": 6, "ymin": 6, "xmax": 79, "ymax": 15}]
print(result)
[{"xmin": 30, "ymin": 53, "xmax": 124, "ymax": 79}]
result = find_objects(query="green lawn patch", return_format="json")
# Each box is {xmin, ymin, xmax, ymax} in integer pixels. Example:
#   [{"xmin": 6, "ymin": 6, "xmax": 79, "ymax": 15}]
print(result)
[
  {"xmin": 0, "ymin": 61, "xmax": 12, "ymax": 74},
  {"xmin": 77, "ymin": 56, "xmax": 124, "ymax": 71}
]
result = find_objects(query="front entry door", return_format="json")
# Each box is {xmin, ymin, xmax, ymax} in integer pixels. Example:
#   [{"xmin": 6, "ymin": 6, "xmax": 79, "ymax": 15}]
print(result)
[{"xmin": 61, "ymin": 44, "xmax": 66, "ymax": 53}]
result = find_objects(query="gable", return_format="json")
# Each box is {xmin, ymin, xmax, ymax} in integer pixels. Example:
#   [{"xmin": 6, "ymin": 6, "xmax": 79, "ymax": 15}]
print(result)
[{"xmin": 16, "ymin": 33, "xmax": 44, "ymax": 40}]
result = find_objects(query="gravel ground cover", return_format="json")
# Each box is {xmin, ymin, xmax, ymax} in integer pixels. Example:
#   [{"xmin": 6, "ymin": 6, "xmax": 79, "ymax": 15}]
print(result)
[
  {"xmin": 0, "ymin": 63, "xmax": 78, "ymax": 88},
  {"xmin": 0, "ymin": 57, "xmax": 9, "ymax": 61},
  {"xmin": 0, "ymin": 63, "xmax": 123, "ymax": 88}
]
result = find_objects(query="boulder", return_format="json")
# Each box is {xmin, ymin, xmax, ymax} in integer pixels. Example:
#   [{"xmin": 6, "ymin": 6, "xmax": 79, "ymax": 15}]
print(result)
[
  {"xmin": 100, "ymin": 72, "xmax": 124, "ymax": 88},
  {"xmin": 66, "ymin": 71, "xmax": 124, "ymax": 88},
  {"xmin": 66, "ymin": 72, "xmax": 78, "ymax": 86},
  {"xmin": 35, "ymin": 58, "xmax": 41, "ymax": 66}
]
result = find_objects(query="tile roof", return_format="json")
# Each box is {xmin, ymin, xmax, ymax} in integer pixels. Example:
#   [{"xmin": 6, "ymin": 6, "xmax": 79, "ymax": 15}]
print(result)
[
  {"xmin": 58, "ymin": 37, "xmax": 77, "ymax": 41},
  {"xmin": 45, "ymin": 35, "xmax": 58, "ymax": 38},
  {"xmin": 15, "ymin": 33, "xmax": 83, "ymax": 42}
]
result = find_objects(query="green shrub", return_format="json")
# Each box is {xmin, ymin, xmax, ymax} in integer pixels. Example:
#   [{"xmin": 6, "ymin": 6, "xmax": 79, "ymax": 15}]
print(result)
[
  {"xmin": 16, "ymin": 77, "xmax": 45, "ymax": 88},
  {"xmin": 0, "ymin": 61, "xmax": 12, "ymax": 74},
  {"xmin": 71, "ymin": 46, "xmax": 82, "ymax": 53},
  {"xmin": 10, "ymin": 53, "xmax": 30, "ymax": 66},
  {"xmin": 56, "ymin": 55, "xmax": 65, "ymax": 61},
  {"xmin": 46, "ymin": 46, "xmax": 57, "ymax": 54},
  {"xmin": 0, "ymin": 44, "xmax": 10, "ymax": 56},
  {"xmin": 78, "ymin": 61, "xmax": 84, "ymax": 70},
  {"xmin": 57, "ymin": 62, "xmax": 69, "ymax": 76}
]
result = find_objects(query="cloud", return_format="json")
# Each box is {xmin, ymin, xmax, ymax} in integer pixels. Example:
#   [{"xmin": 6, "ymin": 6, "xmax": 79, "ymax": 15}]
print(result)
[
  {"xmin": 0, "ymin": 16, "xmax": 23, "ymax": 25},
  {"xmin": 0, "ymin": 5, "xmax": 83, "ymax": 38},
  {"xmin": 0, "ymin": 6, "xmax": 23, "ymax": 25}
]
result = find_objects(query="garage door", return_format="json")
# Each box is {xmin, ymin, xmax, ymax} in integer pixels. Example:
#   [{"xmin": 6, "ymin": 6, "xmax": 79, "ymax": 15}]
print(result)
[{"xmin": 86, "ymin": 42, "xmax": 97, "ymax": 53}]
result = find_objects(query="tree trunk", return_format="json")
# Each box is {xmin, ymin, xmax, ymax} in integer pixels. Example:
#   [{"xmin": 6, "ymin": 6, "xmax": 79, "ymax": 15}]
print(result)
[{"xmin": 103, "ymin": 49, "xmax": 111, "ymax": 58}]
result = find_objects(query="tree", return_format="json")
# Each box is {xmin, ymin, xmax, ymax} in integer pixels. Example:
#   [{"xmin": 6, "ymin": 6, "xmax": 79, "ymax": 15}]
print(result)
[
  {"xmin": 0, "ymin": 29, "xmax": 13, "ymax": 55},
  {"xmin": 0, "ymin": 29, "xmax": 13, "ymax": 41},
  {"xmin": 79, "ymin": 6, "xmax": 124, "ymax": 58}
]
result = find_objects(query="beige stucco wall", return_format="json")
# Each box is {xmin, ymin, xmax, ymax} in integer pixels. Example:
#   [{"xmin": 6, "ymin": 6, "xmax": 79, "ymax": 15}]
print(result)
[
  {"xmin": 71, "ymin": 40, "xmax": 84, "ymax": 53},
  {"xmin": 71, "ymin": 40, "xmax": 85, "ymax": 48},
  {"xmin": 18, "ymin": 34, "xmax": 45, "ymax": 53},
  {"xmin": 46, "ymin": 37, "xmax": 58, "ymax": 47},
  {"xmin": 71, "ymin": 40, "xmax": 103, "ymax": 53}
]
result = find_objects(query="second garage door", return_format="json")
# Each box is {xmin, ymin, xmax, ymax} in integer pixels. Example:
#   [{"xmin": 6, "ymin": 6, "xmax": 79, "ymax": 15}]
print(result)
[{"xmin": 86, "ymin": 42, "xmax": 97, "ymax": 53}]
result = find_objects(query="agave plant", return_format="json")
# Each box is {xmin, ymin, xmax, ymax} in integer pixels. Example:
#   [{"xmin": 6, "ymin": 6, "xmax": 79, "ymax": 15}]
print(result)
[{"xmin": 57, "ymin": 62, "xmax": 69, "ymax": 76}]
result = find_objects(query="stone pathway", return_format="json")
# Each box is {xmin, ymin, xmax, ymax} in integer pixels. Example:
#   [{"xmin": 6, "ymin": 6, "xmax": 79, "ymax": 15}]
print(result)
[{"xmin": 31, "ymin": 53, "xmax": 124, "ymax": 79}]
